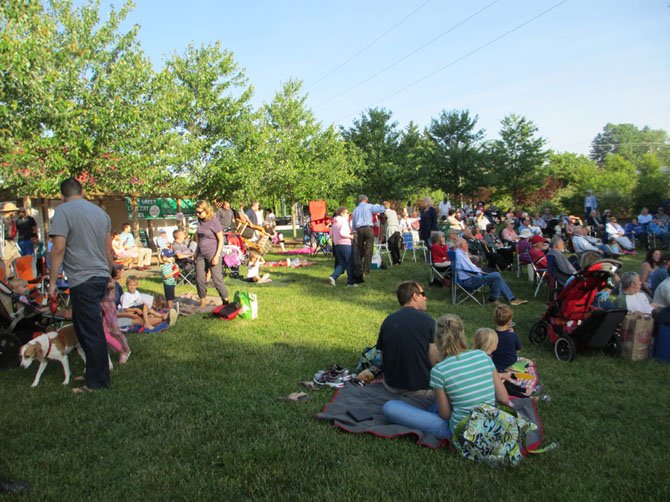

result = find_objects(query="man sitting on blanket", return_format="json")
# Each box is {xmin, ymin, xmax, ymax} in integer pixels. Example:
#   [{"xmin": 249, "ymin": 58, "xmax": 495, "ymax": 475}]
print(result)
[{"xmin": 376, "ymin": 281, "xmax": 440, "ymax": 399}]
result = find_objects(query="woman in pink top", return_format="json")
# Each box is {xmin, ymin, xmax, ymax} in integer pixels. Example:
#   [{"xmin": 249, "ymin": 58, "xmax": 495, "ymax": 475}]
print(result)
[{"xmin": 328, "ymin": 207, "xmax": 355, "ymax": 287}]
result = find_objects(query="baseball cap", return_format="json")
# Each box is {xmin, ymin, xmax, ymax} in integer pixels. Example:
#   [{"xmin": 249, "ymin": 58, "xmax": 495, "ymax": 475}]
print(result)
[{"xmin": 161, "ymin": 248, "xmax": 174, "ymax": 258}]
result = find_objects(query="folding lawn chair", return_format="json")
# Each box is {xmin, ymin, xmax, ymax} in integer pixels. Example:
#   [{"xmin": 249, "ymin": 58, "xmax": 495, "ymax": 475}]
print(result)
[
  {"xmin": 529, "ymin": 259, "xmax": 549, "ymax": 298},
  {"xmin": 428, "ymin": 250, "xmax": 450, "ymax": 287},
  {"xmin": 401, "ymin": 232, "xmax": 427, "ymax": 262},
  {"xmin": 12, "ymin": 255, "xmax": 47, "ymax": 302},
  {"xmin": 308, "ymin": 200, "xmax": 332, "ymax": 256},
  {"xmin": 447, "ymin": 250, "xmax": 486, "ymax": 305}
]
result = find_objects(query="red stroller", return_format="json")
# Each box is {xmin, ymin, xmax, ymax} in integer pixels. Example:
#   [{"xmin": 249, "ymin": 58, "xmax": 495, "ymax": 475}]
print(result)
[{"xmin": 528, "ymin": 259, "xmax": 627, "ymax": 362}]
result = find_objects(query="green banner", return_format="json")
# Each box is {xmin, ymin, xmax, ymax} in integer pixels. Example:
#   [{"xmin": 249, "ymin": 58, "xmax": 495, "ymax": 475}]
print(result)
[{"xmin": 124, "ymin": 198, "xmax": 197, "ymax": 219}]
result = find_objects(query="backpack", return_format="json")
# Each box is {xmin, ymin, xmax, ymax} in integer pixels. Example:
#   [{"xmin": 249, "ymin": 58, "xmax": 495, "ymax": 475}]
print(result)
[
  {"xmin": 452, "ymin": 403, "xmax": 536, "ymax": 468},
  {"xmin": 211, "ymin": 302, "xmax": 242, "ymax": 320}
]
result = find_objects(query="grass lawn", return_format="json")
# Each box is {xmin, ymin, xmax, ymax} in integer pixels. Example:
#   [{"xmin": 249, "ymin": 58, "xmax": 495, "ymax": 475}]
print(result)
[{"xmin": 1, "ymin": 250, "xmax": 669, "ymax": 500}]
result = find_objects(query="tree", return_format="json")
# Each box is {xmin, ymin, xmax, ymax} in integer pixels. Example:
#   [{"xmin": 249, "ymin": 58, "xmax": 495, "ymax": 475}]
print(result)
[
  {"xmin": 425, "ymin": 109, "xmax": 485, "ymax": 202},
  {"xmin": 260, "ymin": 79, "xmax": 352, "ymax": 232},
  {"xmin": 341, "ymin": 107, "xmax": 400, "ymax": 201},
  {"xmin": 489, "ymin": 114, "xmax": 547, "ymax": 206},
  {"xmin": 632, "ymin": 153, "xmax": 670, "ymax": 211},
  {"xmin": 395, "ymin": 121, "xmax": 429, "ymax": 201},
  {"xmin": 590, "ymin": 123, "xmax": 670, "ymax": 166},
  {"xmin": 161, "ymin": 41, "xmax": 257, "ymax": 199}
]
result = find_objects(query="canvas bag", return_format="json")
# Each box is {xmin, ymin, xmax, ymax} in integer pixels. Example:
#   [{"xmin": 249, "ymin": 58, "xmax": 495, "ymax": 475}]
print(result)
[
  {"xmin": 452, "ymin": 403, "xmax": 537, "ymax": 468},
  {"xmin": 234, "ymin": 291, "xmax": 258, "ymax": 320},
  {"xmin": 620, "ymin": 313, "xmax": 653, "ymax": 361}
]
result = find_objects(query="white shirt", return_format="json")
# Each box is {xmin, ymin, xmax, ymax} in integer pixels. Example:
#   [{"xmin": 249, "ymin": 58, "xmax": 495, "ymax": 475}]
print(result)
[
  {"xmin": 120, "ymin": 290, "xmax": 143, "ymax": 309},
  {"xmin": 625, "ymin": 292, "xmax": 653, "ymax": 314},
  {"xmin": 438, "ymin": 200, "xmax": 451, "ymax": 217}
]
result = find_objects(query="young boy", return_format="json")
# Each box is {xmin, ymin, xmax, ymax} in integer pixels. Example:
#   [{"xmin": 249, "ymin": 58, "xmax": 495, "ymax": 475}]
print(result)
[
  {"xmin": 160, "ymin": 249, "xmax": 179, "ymax": 309},
  {"xmin": 119, "ymin": 275, "xmax": 176, "ymax": 329},
  {"xmin": 491, "ymin": 304, "xmax": 520, "ymax": 372}
]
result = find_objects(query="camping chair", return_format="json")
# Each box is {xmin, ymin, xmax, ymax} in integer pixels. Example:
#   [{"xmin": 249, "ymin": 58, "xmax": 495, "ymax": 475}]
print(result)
[
  {"xmin": 401, "ymin": 232, "xmax": 427, "ymax": 262},
  {"xmin": 428, "ymin": 249, "xmax": 450, "ymax": 288},
  {"xmin": 529, "ymin": 259, "xmax": 549, "ymax": 298},
  {"xmin": 12, "ymin": 255, "xmax": 46, "ymax": 300},
  {"xmin": 447, "ymin": 250, "xmax": 487, "ymax": 305},
  {"xmin": 308, "ymin": 200, "xmax": 332, "ymax": 256}
]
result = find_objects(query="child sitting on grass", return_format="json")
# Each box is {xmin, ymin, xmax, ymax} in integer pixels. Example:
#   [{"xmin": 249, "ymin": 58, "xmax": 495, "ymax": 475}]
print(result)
[
  {"xmin": 473, "ymin": 327, "xmax": 527, "ymax": 397},
  {"xmin": 491, "ymin": 305, "xmax": 520, "ymax": 373},
  {"xmin": 119, "ymin": 275, "xmax": 176, "ymax": 330},
  {"xmin": 246, "ymin": 250, "xmax": 271, "ymax": 283},
  {"xmin": 160, "ymin": 248, "xmax": 179, "ymax": 310},
  {"xmin": 101, "ymin": 266, "xmax": 131, "ymax": 364}
]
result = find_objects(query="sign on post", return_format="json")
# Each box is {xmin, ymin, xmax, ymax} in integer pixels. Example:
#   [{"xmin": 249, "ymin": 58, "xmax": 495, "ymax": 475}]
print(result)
[{"xmin": 124, "ymin": 198, "xmax": 196, "ymax": 219}]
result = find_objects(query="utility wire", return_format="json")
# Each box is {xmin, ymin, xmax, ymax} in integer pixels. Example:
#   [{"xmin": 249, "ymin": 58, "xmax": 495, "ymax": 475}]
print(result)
[
  {"xmin": 314, "ymin": 0, "xmax": 500, "ymax": 109},
  {"xmin": 335, "ymin": 0, "xmax": 569, "ymax": 124},
  {"xmin": 305, "ymin": 0, "xmax": 432, "ymax": 90}
]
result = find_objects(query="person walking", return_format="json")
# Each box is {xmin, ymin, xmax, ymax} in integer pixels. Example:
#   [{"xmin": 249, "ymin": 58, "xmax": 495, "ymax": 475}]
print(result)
[
  {"xmin": 48, "ymin": 178, "xmax": 114, "ymax": 392},
  {"xmin": 351, "ymin": 194, "xmax": 385, "ymax": 274},
  {"xmin": 194, "ymin": 200, "xmax": 229, "ymax": 309},
  {"xmin": 327, "ymin": 207, "xmax": 355, "ymax": 287}
]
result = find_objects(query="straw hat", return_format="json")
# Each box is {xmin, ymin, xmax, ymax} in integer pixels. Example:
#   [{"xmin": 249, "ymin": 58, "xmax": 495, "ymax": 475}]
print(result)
[{"xmin": 0, "ymin": 202, "xmax": 20, "ymax": 212}]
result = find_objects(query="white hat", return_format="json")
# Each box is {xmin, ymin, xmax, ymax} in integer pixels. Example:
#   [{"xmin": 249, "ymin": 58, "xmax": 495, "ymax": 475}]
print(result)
[{"xmin": 519, "ymin": 228, "xmax": 533, "ymax": 239}]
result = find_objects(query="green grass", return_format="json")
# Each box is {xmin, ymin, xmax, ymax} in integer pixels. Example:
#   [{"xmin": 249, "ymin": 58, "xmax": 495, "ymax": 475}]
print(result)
[{"xmin": 2, "ymin": 252, "xmax": 670, "ymax": 500}]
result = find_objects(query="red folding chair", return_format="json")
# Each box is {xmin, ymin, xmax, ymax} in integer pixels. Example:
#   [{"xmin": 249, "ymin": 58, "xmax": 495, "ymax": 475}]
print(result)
[{"xmin": 308, "ymin": 200, "xmax": 332, "ymax": 256}]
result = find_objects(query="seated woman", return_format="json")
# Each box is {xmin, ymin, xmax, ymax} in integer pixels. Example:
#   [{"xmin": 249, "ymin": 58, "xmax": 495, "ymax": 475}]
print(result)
[
  {"xmin": 483, "ymin": 223, "xmax": 513, "ymax": 270},
  {"xmin": 606, "ymin": 217, "xmax": 635, "ymax": 251},
  {"xmin": 383, "ymin": 314, "xmax": 510, "ymax": 440},
  {"xmin": 613, "ymin": 272, "xmax": 655, "ymax": 314},
  {"xmin": 430, "ymin": 234, "xmax": 450, "ymax": 287},
  {"xmin": 500, "ymin": 220, "xmax": 520, "ymax": 244},
  {"xmin": 111, "ymin": 231, "xmax": 137, "ymax": 269},
  {"xmin": 640, "ymin": 249, "xmax": 661, "ymax": 296}
]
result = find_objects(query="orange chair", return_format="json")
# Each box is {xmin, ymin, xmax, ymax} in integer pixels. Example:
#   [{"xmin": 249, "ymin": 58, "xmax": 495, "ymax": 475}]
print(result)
[{"xmin": 308, "ymin": 200, "xmax": 332, "ymax": 256}]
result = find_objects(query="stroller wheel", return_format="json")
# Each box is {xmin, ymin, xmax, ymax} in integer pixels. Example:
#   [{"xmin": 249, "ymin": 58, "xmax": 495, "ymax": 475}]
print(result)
[
  {"xmin": 529, "ymin": 320, "xmax": 549, "ymax": 344},
  {"xmin": 602, "ymin": 333, "xmax": 622, "ymax": 358},
  {"xmin": 555, "ymin": 336, "xmax": 576, "ymax": 362},
  {"xmin": 0, "ymin": 332, "xmax": 22, "ymax": 371}
]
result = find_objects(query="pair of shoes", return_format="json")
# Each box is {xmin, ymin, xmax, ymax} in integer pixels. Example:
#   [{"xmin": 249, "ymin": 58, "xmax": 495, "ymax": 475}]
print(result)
[
  {"xmin": 168, "ymin": 308, "xmax": 178, "ymax": 327},
  {"xmin": 313, "ymin": 366, "xmax": 352, "ymax": 388},
  {"xmin": 346, "ymin": 283, "xmax": 358, "ymax": 288},
  {"xmin": 119, "ymin": 351, "xmax": 131, "ymax": 365},
  {"xmin": 0, "ymin": 480, "xmax": 29, "ymax": 493},
  {"xmin": 327, "ymin": 276, "xmax": 336, "ymax": 286},
  {"xmin": 510, "ymin": 298, "xmax": 529, "ymax": 306}
]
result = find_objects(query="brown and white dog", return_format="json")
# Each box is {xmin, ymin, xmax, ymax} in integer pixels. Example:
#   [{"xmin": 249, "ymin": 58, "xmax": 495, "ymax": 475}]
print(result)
[{"xmin": 20, "ymin": 325, "xmax": 87, "ymax": 387}]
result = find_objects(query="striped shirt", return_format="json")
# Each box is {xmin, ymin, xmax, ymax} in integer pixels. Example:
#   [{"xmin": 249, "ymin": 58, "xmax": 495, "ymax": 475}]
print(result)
[{"xmin": 430, "ymin": 349, "xmax": 495, "ymax": 430}]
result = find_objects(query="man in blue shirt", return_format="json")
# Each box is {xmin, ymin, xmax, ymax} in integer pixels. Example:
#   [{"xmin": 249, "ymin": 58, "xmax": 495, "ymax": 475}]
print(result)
[{"xmin": 352, "ymin": 194, "xmax": 385, "ymax": 274}]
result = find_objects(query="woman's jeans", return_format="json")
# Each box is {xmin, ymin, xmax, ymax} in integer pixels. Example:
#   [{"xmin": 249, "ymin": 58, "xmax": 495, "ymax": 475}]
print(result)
[
  {"xmin": 383, "ymin": 400, "xmax": 452, "ymax": 439},
  {"xmin": 331, "ymin": 244, "xmax": 353, "ymax": 285}
]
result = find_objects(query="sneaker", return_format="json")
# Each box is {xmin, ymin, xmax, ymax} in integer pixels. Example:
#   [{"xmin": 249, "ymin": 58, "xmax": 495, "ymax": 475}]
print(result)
[
  {"xmin": 509, "ymin": 298, "xmax": 528, "ymax": 306},
  {"xmin": 327, "ymin": 276, "xmax": 336, "ymax": 286},
  {"xmin": 346, "ymin": 283, "xmax": 358, "ymax": 288},
  {"xmin": 313, "ymin": 366, "xmax": 352, "ymax": 388}
]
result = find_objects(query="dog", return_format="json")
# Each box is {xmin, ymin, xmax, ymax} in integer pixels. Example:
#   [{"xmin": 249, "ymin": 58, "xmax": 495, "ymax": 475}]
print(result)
[{"xmin": 20, "ymin": 325, "xmax": 88, "ymax": 387}]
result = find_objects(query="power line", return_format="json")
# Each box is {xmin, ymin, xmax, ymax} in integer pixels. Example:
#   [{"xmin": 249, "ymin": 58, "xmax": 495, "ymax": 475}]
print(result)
[
  {"xmin": 305, "ymin": 0, "xmax": 432, "ymax": 90},
  {"xmin": 313, "ymin": 0, "xmax": 500, "ymax": 109},
  {"xmin": 334, "ymin": 0, "xmax": 569, "ymax": 124}
]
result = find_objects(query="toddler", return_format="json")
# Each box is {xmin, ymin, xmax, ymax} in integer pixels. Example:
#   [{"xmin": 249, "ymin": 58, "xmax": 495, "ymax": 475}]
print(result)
[
  {"xmin": 246, "ymin": 251, "xmax": 271, "ymax": 283},
  {"xmin": 160, "ymin": 248, "xmax": 179, "ymax": 309},
  {"xmin": 101, "ymin": 266, "xmax": 131, "ymax": 364}
]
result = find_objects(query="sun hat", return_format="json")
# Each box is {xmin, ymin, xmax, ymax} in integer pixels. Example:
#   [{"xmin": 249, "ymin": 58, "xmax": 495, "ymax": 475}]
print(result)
[
  {"xmin": 519, "ymin": 229, "xmax": 533, "ymax": 239},
  {"xmin": 0, "ymin": 202, "xmax": 20, "ymax": 212}
]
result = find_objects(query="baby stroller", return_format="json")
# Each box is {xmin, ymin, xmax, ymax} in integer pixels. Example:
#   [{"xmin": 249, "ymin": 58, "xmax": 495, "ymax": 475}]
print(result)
[
  {"xmin": 0, "ymin": 279, "xmax": 70, "ymax": 370},
  {"xmin": 528, "ymin": 259, "xmax": 627, "ymax": 362},
  {"xmin": 223, "ymin": 232, "xmax": 247, "ymax": 279}
]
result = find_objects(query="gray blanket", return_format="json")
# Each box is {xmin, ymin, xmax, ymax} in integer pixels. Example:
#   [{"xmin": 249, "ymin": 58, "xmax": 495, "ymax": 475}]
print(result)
[{"xmin": 315, "ymin": 382, "xmax": 450, "ymax": 449}]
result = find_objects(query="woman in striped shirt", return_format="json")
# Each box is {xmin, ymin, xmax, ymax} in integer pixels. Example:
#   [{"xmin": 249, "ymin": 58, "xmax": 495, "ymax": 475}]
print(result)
[{"xmin": 383, "ymin": 314, "xmax": 510, "ymax": 439}]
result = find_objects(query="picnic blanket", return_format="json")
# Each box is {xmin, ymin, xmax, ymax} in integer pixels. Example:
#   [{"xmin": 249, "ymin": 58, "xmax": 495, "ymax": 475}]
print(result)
[
  {"xmin": 266, "ymin": 260, "xmax": 317, "ymax": 268},
  {"xmin": 277, "ymin": 247, "xmax": 315, "ymax": 255},
  {"xmin": 316, "ymin": 382, "xmax": 449, "ymax": 449}
]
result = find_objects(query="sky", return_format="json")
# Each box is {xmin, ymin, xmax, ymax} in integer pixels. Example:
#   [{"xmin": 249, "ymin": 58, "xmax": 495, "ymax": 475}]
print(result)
[{"xmin": 103, "ymin": 0, "xmax": 669, "ymax": 154}]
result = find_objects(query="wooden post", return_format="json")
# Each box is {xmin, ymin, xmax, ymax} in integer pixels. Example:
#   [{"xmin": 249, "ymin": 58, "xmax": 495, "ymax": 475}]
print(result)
[
  {"xmin": 40, "ymin": 198, "xmax": 50, "ymax": 238},
  {"xmin": 131, "ymin": 195, "xmax": 139, "ymax": 239}
]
